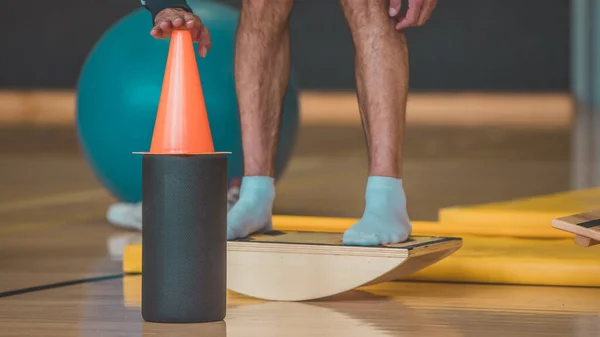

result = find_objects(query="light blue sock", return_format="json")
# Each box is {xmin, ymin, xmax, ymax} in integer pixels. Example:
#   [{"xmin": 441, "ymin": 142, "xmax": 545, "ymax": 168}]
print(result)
[
  {"xmin": 343, "ymin": 176, "xmax": 412, "ymax": 246},
  {"xmin": 227, "ymin": 176, "xmax": 275, "ymax": 240}
]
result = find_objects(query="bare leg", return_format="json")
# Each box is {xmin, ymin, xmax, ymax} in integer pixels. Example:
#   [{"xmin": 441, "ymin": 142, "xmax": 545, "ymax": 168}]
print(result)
[
  {"xmin": 227, "ymin": 0, "xmax": 294, "ymax": 240},
  {"xmin": 340, "ymin": 0, "xmax": 412, "ymax": 246},
  {"xmin": 235, "ymin": 0, "xmax": 293, "ymax": 177}
]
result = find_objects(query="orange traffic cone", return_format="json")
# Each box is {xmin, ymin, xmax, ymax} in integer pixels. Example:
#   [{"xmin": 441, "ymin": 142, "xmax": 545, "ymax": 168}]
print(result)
[
  {"xmin": 149, "ymin": 29, "xmax": 215, "ymax": 154},
  {"xmin": 140, "ymin": 30, "xmax": 228, "ymax": 324}
]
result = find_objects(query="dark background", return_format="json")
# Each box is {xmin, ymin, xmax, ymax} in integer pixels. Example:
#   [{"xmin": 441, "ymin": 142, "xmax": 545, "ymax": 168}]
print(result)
[{"xmin": 1, "ymin": 0, "xmax": 570, "ymax": 91}]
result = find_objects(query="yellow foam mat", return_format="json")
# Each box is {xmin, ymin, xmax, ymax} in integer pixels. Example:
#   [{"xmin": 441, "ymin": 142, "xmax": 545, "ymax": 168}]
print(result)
[
  {"xmin": 438, "ymin": 188, "xmax": 600, "ymax": 239},
  {"xmin": 123, "ymin": 216, "xmax": 600, "ymax": 288},
  {"xmin": 409, "ymin": 235, "xmax": 600, "ymax": 287}
]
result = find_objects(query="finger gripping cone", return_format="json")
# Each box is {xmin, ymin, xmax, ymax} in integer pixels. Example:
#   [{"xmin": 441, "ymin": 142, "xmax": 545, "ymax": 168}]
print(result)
[{"xmin": 150, "ymin": 30, "xmax": 215, "ymax": 154}]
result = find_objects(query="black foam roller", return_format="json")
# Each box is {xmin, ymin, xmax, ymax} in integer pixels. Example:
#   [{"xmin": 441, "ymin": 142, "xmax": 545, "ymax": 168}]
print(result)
[{"xmin": 141, "ymin": 154, "xmax": 227, "ymax": 323}]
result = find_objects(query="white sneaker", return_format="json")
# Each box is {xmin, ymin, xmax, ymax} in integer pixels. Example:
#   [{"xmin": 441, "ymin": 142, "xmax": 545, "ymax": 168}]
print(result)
[{"xmin": 106, "ymin": 202, "xmax": 142, "ymax": 231}]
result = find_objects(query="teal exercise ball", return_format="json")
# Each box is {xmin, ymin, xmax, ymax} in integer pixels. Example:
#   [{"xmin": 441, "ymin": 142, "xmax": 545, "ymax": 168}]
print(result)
[{"xmin": 76, "ymin": 0, "xmax": 299, "ymax": 202}]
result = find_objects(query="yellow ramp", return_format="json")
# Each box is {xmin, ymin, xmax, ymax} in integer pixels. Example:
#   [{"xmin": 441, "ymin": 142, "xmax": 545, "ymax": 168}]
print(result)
[
  {"xmin": 123, "ymin": 216, "xmax": 600, "ymax": 288},
  {"xmin": 438, "ymin": 188, "xmax": 600, "ymax": 239}
]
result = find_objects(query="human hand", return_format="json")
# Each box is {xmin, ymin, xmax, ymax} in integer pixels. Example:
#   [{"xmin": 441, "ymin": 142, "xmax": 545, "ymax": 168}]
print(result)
[
  {"xmin": 389, "ymin": 0, "xmax": 438, "ymax": 31},
  {"xmin": 151, "ymin": 8, "xmax": 212, "ymax": 57}
]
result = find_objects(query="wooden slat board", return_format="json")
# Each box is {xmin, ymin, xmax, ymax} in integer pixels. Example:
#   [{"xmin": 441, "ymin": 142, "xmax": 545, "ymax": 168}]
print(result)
[
  {"xmin": 229, "ymin": 230, "xmax": 460, "ymax": 258},
  {"xmin": 552, "ymin": 210, "xmax": 600, "ymax": 247},
  {"xmin": 226, "ymin": 231, "xmax": 461, "ymax": 301}
]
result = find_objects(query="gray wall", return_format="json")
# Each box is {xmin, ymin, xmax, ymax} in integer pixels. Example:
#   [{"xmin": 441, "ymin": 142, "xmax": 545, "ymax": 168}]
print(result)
[{"xmin": 1, "ymin": 0, "xmax": 569, "ymax": 91}]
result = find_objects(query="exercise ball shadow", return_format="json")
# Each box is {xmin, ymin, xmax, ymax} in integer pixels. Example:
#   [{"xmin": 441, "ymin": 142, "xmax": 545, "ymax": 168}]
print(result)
[{"xmin": 76, "ymin": 0, "xmax": 300, "ymax": 202}]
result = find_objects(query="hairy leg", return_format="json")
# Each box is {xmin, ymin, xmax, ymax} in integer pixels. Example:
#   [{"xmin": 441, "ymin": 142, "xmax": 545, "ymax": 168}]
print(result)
[
  {"xmin": 340, "ymin": 0, "xmax": 411, "ymax": 246},
  {"xmin": 343, "ymin": 0, "xmax": 408, "ymax": 177},
  {"xmin": 235, "ymin": 0, "xmax": 293, "ymax": 177},
  {"xmin": 227, "ymin": 0, "xmax": 294, "ymax": 240}
]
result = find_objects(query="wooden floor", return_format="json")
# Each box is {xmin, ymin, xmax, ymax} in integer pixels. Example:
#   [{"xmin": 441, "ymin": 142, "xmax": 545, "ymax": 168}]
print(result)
[{"xmin": 1, "ymin": 93, "xmax": 600, "ymax": 336}]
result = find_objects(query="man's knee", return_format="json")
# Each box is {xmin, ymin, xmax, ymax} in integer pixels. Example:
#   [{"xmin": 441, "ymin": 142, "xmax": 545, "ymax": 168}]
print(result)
[
  {"xmin": 240, "ymin": 0, "xmax": 293, "ymax": 29},
  {"xmin": 341, "ymin": 0, "xmax": 389, "ymax": 29}
]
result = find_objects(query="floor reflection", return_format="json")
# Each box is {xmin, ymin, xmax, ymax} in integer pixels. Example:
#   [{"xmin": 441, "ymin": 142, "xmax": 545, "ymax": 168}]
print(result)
[{"xmin": 100, "ymin": 275, "xmax": 600, "ymax": 337}]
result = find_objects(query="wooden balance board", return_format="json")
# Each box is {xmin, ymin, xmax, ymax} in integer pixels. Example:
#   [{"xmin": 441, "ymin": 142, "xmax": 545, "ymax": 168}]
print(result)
[
  {"xmin": 552, "ymin": 210, "xmax": 600, "ymax": 247},
  {"xmin": 124, "ymin": 230, "xmax": 462, "ymax": 301}
]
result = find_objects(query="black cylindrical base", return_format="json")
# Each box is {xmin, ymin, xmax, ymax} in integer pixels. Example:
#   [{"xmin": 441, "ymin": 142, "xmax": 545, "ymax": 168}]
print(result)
[{"xmin": 141, "ymin": 154, "xmax": 227, "ymax": 323}]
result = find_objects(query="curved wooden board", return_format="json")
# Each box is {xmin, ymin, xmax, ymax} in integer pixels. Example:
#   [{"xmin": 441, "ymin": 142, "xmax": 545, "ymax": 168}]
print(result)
[
  {"xmin": 227, "ymin": 231, "xmax": 462, "ymax": 301},
  {"xmin": 552, "ymin": 210, "xmax": 600, "ymax": 247}
]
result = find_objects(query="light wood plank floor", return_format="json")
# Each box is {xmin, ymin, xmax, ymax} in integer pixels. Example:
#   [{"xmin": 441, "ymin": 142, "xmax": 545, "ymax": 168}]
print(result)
[
  {"xmin": 1, "ymin": 274, "xmax": 599, "ymax": 336},
  {"xmin": 1, "ymin": 93, "xmax": 599, "ymax": 336}
]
